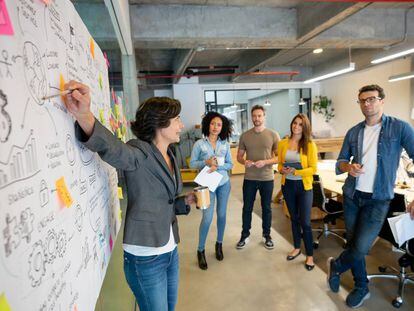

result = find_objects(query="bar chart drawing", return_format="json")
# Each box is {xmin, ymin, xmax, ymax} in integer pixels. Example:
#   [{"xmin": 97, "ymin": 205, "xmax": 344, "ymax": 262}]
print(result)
[{"xmin": 0, "ymin": 130, "xmax": 40, "ymax": 189}]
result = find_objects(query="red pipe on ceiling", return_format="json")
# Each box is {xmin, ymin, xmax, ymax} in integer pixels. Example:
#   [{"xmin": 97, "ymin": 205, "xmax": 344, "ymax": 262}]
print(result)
[{"xmin": 138, "ymin": 71, "xmax": 300, "ymax": 79}]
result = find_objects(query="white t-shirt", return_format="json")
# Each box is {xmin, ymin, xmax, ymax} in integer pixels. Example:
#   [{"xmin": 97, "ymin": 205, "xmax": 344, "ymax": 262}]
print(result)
[
  {"xmin": 123, "ymin": 225, "xmax": 177, "ymax": 256},
  {"xmin": 356, "ymin": 123, "xmax": 381, "ymax": 193}
]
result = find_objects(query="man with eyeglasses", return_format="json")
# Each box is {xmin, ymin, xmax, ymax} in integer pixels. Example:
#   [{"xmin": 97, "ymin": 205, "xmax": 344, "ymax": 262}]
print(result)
[{"xmin": 326, "ymin": 84, "xmax": 414, "ymax": 308}]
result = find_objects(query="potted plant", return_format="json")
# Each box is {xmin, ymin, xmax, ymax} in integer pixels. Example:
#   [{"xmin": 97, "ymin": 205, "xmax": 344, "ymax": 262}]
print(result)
[{"xmin": 313, "ymin": 96, "xmax": 335, "ymax": 122}]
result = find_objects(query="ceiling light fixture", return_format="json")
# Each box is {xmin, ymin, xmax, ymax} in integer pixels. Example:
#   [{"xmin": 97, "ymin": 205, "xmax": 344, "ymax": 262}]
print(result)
[
  {"xmin": 313, "ymin": 48, "xmax": 323, "ymax": 54},
  {"xmin": 388, "ymin": 71, "xmax": 414, "ymax": 82},
  {"xmin": 304, "ymin": 62, "xmax": 355, "ymax": 84},
  {"xmin": 298, "ymin": 98, "xmax": 306, "ymax": 105},
  {"xmin": 371, "ymin": 47, "xmax": 414, "ymax": 64},
  {"xmin": 264, "ymin": 98, "xmax": 271, "ymax": 106}
]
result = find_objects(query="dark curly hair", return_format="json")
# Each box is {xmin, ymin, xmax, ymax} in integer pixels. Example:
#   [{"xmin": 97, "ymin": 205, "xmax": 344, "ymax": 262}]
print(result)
[
  {"xmin": 358, "ymin": 84, "xmax": 385, "ymax": 99},
  {"xmin": 201, "ymin": 111, "xmax": 233, "ymax": 141},
  {"xmin": 130, "ymin": 97, "xmax": 181, "ymax": 142}
]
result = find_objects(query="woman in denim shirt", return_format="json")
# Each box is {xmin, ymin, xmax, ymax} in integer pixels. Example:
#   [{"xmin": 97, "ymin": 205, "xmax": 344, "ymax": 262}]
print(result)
[{"xmin": 190, "ymin": 112, "xmax": 233, "ymax": 270}]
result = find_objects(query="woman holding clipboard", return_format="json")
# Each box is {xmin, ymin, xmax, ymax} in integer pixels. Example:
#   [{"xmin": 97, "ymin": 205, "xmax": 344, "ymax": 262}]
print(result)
[{"xmin": 277, "ymin": 113, "xmax": 318, "ymax": 271}]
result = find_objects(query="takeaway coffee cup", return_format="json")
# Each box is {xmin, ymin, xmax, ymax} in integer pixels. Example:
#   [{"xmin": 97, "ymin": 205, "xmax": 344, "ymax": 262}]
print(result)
[
  {"xmin": 216, "ymin": 156, "xmax": 225, "ymax": 166},
  {"xmin": 194, "ymin": 186, "xmax": 210, "ymax": 210}
]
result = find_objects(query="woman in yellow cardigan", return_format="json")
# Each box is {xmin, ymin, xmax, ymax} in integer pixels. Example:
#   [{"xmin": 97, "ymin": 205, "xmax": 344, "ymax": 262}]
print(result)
[{"xmin": 278, "ymin": 113, "xmax": 318, "ymax": 271}]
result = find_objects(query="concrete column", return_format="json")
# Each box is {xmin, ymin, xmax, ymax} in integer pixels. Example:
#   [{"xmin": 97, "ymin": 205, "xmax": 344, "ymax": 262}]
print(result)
[{"xmin": 122, "ymin": 53, "xmax": 140, "ymax": 121}]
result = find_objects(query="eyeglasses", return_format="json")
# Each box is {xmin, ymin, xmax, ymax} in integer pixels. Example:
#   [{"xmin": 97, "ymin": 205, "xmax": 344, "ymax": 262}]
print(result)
[{"xmin": 357, "ymin": 96, "xmax": 382, "ymax": 105}]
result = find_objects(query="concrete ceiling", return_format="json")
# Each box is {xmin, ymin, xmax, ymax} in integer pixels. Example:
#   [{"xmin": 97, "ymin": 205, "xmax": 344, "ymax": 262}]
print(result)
[{"xmin": 73, "ymin": 1, "xmax": 414, "ymax": 89}]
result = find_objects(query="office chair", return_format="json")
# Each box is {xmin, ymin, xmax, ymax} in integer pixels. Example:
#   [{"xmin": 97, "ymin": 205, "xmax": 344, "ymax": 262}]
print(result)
[
  {"xmin": 311, "ymin": 175, "xmax": 347, "ymax": 249},
  {"xmin": 367, "ymin": 193, "xmax": 414, "ymax": 308}
]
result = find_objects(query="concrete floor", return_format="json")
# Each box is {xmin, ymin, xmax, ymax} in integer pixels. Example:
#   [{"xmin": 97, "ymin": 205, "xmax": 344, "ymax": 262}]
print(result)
[{"xmin": 95, "ymin": 175, "xmax": 414, "ymax": 311}]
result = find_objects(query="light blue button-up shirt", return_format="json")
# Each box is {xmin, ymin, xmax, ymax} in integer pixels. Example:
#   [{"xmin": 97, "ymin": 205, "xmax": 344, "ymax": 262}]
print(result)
[
  {"xmin": 336, "ymin": 114, "xmax": 414, "ymax": 200},
  {"xmin": 190, "ymin": 137, "xmax": 233, "ymax": 187}
]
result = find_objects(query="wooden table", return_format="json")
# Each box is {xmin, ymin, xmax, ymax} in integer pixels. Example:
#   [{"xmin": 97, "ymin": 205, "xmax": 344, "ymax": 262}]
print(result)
[{"xmin": 317, "ymin": 160, "xmax": 414, "ymax": 203}]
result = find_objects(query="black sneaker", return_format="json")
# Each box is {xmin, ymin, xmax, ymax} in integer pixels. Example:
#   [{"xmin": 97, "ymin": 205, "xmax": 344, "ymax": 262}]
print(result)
[
  {"xmin": 346, "ymin": 287, "xmax": 370, "ymax": 308},
  {"xmin": 263, "ymin": 235, "xmax": 274, "ymax": 249},
  {"xmin": 236, "ymin": 236, "xmax": 249, "ymax": 249},
  {"xmin": 327, "ymin": 257, "xmax": 340, "ymax": 293}
]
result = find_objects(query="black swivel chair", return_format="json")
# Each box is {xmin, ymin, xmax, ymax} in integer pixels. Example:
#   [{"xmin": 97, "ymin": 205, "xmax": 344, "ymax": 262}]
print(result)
[
  {"xmin": 312, "ymin": 175, "xmax": 347, "ymax": 248},
  {"xmin": 368, "ymin": 193, "xmax": 414, "ymax": 308}
]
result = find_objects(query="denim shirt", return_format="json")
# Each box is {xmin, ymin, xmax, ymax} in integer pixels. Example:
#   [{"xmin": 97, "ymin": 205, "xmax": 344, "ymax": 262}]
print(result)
[
  {"xmin": 190, "ymin": 137, "xmax": 233, "ymax": 187},
  {"xmin": 336, "ymin": 114, "xmax": 414, "ymax": 200}
]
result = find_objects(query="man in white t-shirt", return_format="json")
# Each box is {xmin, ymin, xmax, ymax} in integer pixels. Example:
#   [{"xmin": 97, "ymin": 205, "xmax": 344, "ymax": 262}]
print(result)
[{"xmin": 326, "ymin": 85, "xmax": 414, "ymax": 308}]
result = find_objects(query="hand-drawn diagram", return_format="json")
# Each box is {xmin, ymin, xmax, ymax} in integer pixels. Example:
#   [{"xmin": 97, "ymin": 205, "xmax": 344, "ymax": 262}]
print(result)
[
  {"xmin": 0, "ymin": 1, "xmax": 120, "ymax": 310},
  {"xmin": 0, "ymin": 90, "xmax": 12, "ymax": 142},
  {"xmin": 39, "ymin": 179, "xmax": 49, "ymax": 207},
  {"xmin": 0, "ymin": 130, "xmax": 40, "ymax": 190},
  {"xmin": 0, "ymin": 50, "xmax": 13, "ymax": 79},
  {"xmin": 65, "ymin": 134, "xmax": 76, "ymax": 166},
  {"xmin": 23, "ymin": 41, "xmax": 47, "ymax": 105}
]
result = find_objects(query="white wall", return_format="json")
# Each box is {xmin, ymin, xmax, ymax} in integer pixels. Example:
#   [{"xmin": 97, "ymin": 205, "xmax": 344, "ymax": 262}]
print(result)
[
  {"xmin": 318, "ymin": 58, "xmax": 412, "ymax": 136},
  {"xmin": 173, "ymin": 77, "xmax": 204, "ymax": 130},
  {"xmin": 154, "ymin": 89, "xmax": 173, "ymax": 98}
]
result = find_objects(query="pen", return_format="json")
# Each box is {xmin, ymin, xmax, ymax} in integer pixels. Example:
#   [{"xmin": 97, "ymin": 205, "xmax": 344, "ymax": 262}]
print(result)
[{"xmin": 42, "ymin": 89, "xmax": 73, "ymax": 100}]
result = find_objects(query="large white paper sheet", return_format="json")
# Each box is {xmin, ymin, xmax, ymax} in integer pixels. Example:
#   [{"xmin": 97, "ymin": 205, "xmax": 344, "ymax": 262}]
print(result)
[{"xmin": 0, "ymin": 1, "xmax": 121, "ymax": 310}]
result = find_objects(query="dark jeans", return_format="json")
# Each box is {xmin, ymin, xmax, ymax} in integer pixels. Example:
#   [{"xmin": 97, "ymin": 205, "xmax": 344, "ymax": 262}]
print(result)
[
  {"xmin": 242, "ymin": 179, "xmax": 274, "ymax": 237},
  {"xmin": 334, "ymin": 190, "xmax": 390, "ymax": 288},
  {"xmin": 123, "ymin": 248, "xmax": 179, "ymax": 311},
  {"xmin": 282, "ymin": 179, "xmax": 314, "ymax": 256}
]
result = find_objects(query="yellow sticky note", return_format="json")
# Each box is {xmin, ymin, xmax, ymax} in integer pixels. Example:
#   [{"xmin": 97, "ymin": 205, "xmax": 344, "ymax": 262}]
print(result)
[
  {"xmin": 98, "ymin": 73, "xmax": 103, "ymax": 90},
  {"xmin": 55, "ymin": 177, "xmax": 73, "ymax": 208},
  {"xmin": 117, "ymin": 128, "xmax": 122, "ymax": 139},
  {"xmin": 99, "ymin": 109, "xmax": 105, "ymax": 124},
  {"xmin": 117, "ymin": 187, "xmax": 123, "ymax": 199},
  {"xmin": 0, "ymin": 293, "xmax": 11, "ymax": 311},
  {"xmin": 118, "ymin": 209, "xmax": 122, "ymax": 222},
  {"xmin": 114, "ymin": 104, "xmax": 120, "ymax": 118}
]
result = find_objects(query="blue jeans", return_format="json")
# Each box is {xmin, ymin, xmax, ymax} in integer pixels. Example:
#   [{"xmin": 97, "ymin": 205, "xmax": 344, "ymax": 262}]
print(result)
[
  {"xmin": 198, "ymin": 181, "xmax": 231, "ymax": 251},
  {"xmin": 242, "ymin": 179, "xmax": 274, "ymax": 237},
  {"xmin": 282, "ymin": 179, "xmax": 314, "ymax": 256},
  {"xmin": 123, "ymin": 248, "xmax": 179, "ymax": 311},
  {"xmin": 334, "ymin": 191, "xmax": 390, "ymax": 288}
]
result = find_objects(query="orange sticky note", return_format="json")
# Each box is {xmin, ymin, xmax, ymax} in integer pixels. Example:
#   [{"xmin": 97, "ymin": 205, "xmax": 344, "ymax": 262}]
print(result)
[
  {"xmin": 55, "ymin": 177, "xmax": 73, "ymax": 208},
  {"xmin": 89, "ymin": 38, "xmax": 95, "ymax": 59},
  {"xmin": 117, "ymin": 187, "xmax": 123, "ymax": 199},
  {"xmin": 0, "ymin": 293, "xmax": 11, "ymax": 311},
  {"xmin": 59, "ymin": 74, "xmax": 66, "ymax": 102}
]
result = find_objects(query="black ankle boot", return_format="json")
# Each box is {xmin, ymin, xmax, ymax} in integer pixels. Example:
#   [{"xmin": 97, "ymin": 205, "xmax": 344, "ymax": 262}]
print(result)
[
  {"xmin": 197, "ymin": 250, "xmax": 208, "ymax": 270},
  {"xmin": 215, "ymin": 242, "xmax": 224, "ymax": 261}
]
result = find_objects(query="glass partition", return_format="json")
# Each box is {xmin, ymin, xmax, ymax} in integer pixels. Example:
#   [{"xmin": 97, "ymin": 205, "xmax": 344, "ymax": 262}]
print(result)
[{"xmin": 204, "ymin": 88, "xmax": 311, "ymax": 142}]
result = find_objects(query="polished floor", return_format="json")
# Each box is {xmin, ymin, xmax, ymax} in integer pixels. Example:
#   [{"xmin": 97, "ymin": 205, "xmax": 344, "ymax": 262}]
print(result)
[{"xmin": 95, "ymin": 175, "xmax": 414, "ymax": 310}]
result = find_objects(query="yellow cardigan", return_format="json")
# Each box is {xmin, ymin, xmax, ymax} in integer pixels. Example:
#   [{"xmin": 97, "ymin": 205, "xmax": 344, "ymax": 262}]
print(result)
[{"xmin": 277, "ymin": 138, "xmax": 318, "ymax": 190}]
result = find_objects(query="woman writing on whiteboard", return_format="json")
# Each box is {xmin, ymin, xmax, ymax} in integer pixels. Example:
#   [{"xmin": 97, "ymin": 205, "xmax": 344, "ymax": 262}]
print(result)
[
  {"xmin": 64, "ymin": 80, "xmax": 195, "ymax": 311},
  {"xmin": 189, "ymin": 112, "xmax": 233, "ymax": 270},
  {"xmin": 277, "ymin": 113, "xmax": 318, "ymax": 271}
]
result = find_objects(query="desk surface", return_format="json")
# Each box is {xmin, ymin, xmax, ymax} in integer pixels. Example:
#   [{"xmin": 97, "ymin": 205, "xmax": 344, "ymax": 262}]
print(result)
[{"xmin": 317, "ymin": 160, "xmax": 414, "ymax": 202}]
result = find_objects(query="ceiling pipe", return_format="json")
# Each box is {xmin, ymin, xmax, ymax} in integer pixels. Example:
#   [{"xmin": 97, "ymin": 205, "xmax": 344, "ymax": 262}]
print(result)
[{"xmin": 138, "ymin": 71, "xmax": 300, "ymax": 80}]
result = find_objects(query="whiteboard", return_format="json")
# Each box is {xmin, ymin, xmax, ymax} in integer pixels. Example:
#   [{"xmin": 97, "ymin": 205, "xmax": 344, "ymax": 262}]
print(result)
[{"xmin": 0, "ymin": 0, "xmax": 121, "ymax": 310}]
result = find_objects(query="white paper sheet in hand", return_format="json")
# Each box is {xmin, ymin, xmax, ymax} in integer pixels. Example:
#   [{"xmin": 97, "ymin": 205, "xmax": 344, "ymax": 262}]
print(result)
[
  {"xmin": 387, "ymin": 213, "xmax": 414, "ymax": 246},
  {"xmin": 194, "ymin": 166, "xmax": 223, "ymax": 192}
]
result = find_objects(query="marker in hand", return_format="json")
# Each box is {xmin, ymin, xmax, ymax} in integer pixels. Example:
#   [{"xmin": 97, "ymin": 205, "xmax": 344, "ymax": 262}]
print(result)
[{"xmin": 41, "ymin": 89, "xmax": 73, "ymax": 100}]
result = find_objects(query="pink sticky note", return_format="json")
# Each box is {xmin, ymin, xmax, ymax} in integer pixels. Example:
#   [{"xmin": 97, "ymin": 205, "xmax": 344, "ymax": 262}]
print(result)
[{"xmin": 0, "ymin": 0, "xmax": 14, "ymax": 36}]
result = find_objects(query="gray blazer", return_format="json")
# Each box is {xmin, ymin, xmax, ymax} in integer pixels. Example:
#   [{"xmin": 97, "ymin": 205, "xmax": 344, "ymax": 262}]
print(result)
[{"xmin": 75, "ymin": 119, "xmax": 187, "ymax": 247}]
